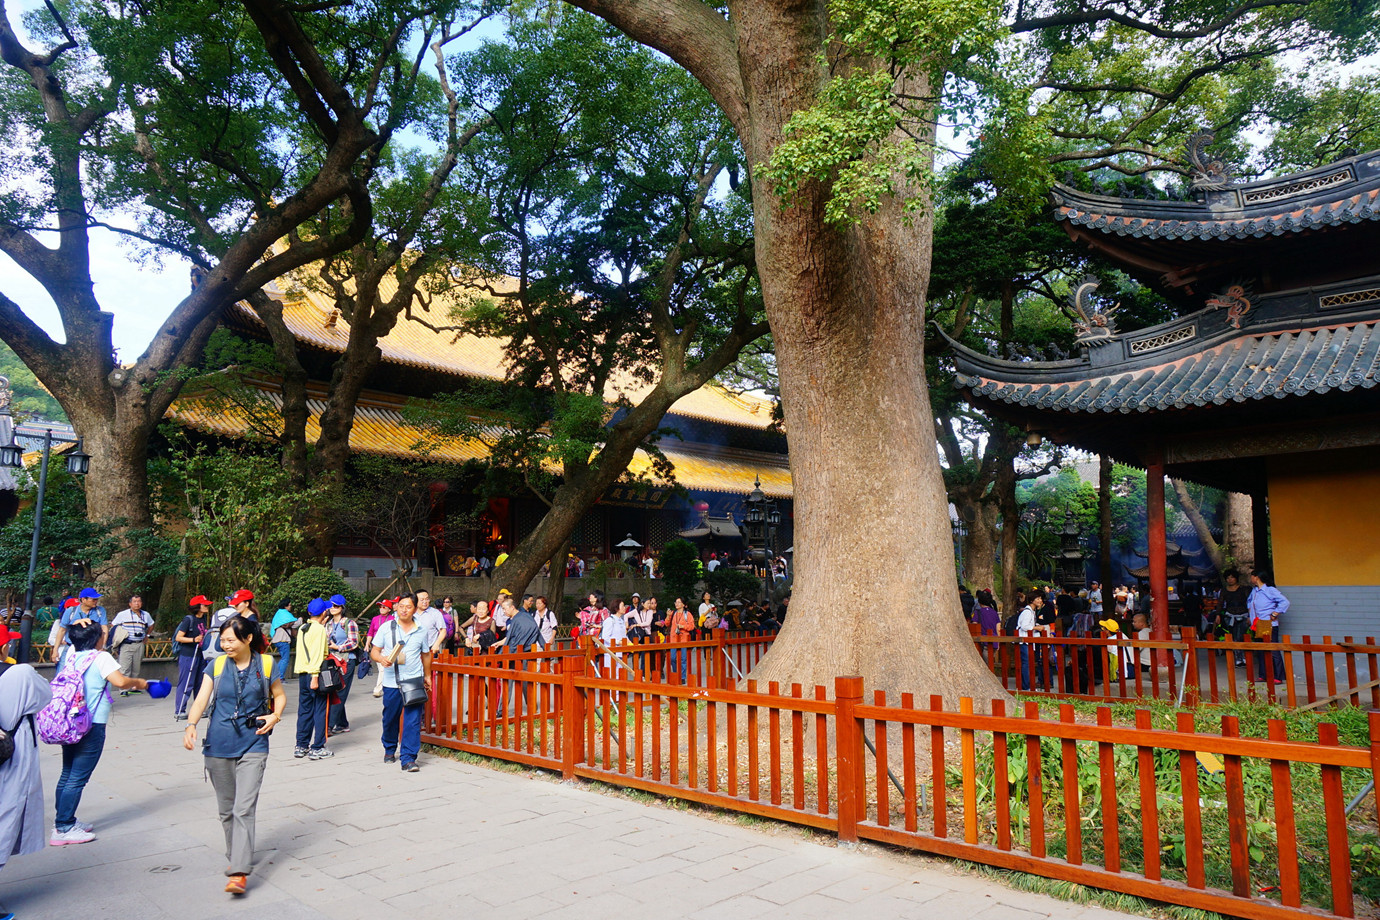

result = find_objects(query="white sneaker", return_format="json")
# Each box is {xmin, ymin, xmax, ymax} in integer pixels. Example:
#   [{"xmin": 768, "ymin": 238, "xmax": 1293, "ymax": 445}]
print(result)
[
  {"xmin": 74, "ymin": 820, "xmax": 93, "ymax": 833},
  {"xmin": 50, "ymin": 827, "xmax": 96, "ymax": 846}
]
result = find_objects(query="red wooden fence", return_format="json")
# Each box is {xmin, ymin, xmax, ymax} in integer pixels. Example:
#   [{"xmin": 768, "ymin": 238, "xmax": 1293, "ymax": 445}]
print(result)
[
  {"xmin": 972, "ymin": 627, "xmax": 1380, "ymax": 710},
  {"xmin": 423, "ymin": 650, "xmax": 1380, "ymax": 920}
]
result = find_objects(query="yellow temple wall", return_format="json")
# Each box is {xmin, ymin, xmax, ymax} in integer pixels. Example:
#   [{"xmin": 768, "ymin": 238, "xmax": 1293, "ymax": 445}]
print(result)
[{"xmin": 1268, "ymin": 447, "xmax": 1380, "ymax": 587}]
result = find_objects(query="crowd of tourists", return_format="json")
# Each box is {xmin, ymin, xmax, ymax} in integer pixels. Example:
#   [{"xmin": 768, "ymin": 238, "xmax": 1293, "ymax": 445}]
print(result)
[
  {"xmin": 0, "ymin": 578, "xmax": 789, "ymax": 899},
  {"xmin": 964, "ymin": 568, "xmax": 1291, "ymax": 691}
]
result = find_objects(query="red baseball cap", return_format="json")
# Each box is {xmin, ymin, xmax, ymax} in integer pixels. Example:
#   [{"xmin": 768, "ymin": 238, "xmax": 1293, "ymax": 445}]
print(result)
[
  {"xmin": 189, "ymin": 595, "xmax": 212, "ymax": 607},
  {"xmin": 379, "ymin": 598, "xmax": 395, "ymax": 610},
  {"xmin": 0, "ymin": 624, "xmax": 20, "ymax": 647},
  {"xmin": 63, "ymin": 598, "xmax": 80, "ymax": 608},
  {"xmin": 230, "ymin": 589, "xmax": 255, "ymax": 605}
]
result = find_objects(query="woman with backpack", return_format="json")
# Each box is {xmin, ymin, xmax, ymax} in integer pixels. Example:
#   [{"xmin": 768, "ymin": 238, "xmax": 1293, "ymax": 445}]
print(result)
[
  {"xmin": 182, "ymin": 615, "xmax": 286, "ymax": 896},
  {"xmin": 45, "ymin": 619, "xmax": 149, "ymax": 846}
]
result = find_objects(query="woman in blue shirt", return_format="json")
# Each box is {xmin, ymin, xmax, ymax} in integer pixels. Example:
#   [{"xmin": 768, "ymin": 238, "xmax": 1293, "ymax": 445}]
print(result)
[{"xmin": 183, "ymin": 616, "xmax": 287, "ymax": 896}]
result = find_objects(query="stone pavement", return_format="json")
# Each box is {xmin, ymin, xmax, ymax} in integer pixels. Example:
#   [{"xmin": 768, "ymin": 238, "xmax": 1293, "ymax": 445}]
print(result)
[{"xmin": 0, "ymin": 684, "xmax": 1148, "ymax": 920}]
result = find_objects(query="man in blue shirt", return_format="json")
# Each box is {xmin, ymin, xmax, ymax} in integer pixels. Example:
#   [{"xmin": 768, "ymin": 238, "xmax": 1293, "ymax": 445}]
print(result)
[
  {"xmin": 51, "ymin": 587, "xmax": 107, "ymax": 667},
  {"xmin": 370, "ymin": 594, "xmax": 432, "ymax": 773}
]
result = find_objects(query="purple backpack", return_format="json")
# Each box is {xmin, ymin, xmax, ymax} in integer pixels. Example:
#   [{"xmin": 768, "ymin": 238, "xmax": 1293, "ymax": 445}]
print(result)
[{"xmin": 36, "ymin": 651, "xmax": 109, "ymax": 745}]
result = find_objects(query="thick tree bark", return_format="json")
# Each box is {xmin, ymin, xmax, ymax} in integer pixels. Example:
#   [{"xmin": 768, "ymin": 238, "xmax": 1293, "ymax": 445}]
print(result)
[
  {"xmin": 1098, "ymin": 454, "xmax": 1114, "ymax": 586},
  {"xmin": 562, "ymin": 0, "xmax": 1006, "ymax": 703},
  {"xmin": 994, "ymin": 429, "xmax": 1022, "ymax": 619},
  {"xmin": 1171, "ymin": 478, "xmax": 1228, "ymax": 575},
  {"xmin": 1224, "ymin": 492, "xmax": 1254, "ymax": 573},
  {"xmin": 961, "ymin": 501, "xmax": 999, "ymax": 593}
]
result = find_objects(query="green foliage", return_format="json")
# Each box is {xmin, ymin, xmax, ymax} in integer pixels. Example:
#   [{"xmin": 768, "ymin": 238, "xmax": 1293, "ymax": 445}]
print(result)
[
  {"xmin": 657, "ymin": 538, "xmax": 701, "ymax": 606},
  {"xmin": 761, "ymin": 0, "xmax": 1003, "ymax": 224},
  {"xmin": 0, "ymin": 341, "xmax": 65, "ymax": 421},
  {"xmin": 0, "ymin": 466, "xmax": 179, "ymax": 601},
  {"xmin": 706, "ymin": 567, "xmax": 764, "ymax": 605},
  {"xmin": 168, "ymin": 446, "xmax": 325, "ymax": 602},
  {"xmin": 267, "ymin": 567, "xmax": 368, "ymax": 618},
  {"xmin": 408, "ymin": 11, "xmax": 761, "ymax": 506}
]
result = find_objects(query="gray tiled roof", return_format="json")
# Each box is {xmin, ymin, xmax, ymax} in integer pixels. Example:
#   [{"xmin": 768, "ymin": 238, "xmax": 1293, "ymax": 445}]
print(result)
[
  {"xmin": 954, "ymin": 321, "xmax": 1380, "ymax": 414},
  {"xmin": 1052, "ymin": 150, "xmax": 1380, "ymax": 241}
]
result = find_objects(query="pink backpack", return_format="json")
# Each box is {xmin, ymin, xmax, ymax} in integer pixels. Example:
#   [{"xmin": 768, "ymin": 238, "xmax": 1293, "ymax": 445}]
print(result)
[{"xmin": 36, "ymin": 651, "xmax": 109, "ymax": 745}]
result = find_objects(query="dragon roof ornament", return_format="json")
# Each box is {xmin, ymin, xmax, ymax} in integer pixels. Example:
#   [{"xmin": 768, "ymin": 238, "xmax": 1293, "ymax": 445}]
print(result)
[{"xmin": 1186, "ymin": 129, "xmax": 1235, "ymax": 194}]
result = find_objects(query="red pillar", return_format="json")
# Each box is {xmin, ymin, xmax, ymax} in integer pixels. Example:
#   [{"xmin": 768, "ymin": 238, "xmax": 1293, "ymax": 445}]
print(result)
[{"xmin": 1146, "ymin": 460, "xmax": 1170, "ymax": 666}]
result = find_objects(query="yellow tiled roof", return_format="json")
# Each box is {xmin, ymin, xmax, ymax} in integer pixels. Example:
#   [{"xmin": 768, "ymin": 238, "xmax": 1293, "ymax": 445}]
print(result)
[
  {"xmin": 170, "ymin": 382, "xmax": 791, "ymax": 498},
  {"xmin": 233, "ymin": 275, "xmax": 777, "ymax": 431}
]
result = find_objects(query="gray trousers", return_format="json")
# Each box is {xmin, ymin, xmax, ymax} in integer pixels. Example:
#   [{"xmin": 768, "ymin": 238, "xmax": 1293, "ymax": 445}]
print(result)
[
  {"xmin": 205, "ymin": 752, "xmax": 268, "ymax": 875},
  {"xmin": 117, "ymin": 641, "xmax": 145, "ymax": 679}
]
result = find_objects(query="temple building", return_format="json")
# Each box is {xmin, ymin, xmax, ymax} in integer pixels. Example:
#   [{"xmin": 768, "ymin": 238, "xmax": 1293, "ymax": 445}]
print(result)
[
  {"xmin": 167, "ymin": 284, "xmax": 792, "ymax": 577},
  {"xmin": 944, "ymin": 141, "xmax": 1380, "ymax": 639}
]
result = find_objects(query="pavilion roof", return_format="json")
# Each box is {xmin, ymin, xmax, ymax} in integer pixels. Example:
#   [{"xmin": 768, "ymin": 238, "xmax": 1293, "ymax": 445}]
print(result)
[
  {"xmin": 168, "ymin": 380, "xmax": 793, "ymax": 499},
  {"xmin": 1052, "ymin": 151, "xmax": 1380, "ymax": 242},
  {"xmin": 232, "ymin": 277, "xmax": 778, "ymax": 432},
  {"xmin": 951, "ymin": 318, "xmax": 1380, "ymax": 415},
  {"xmin": 1050, "ymin": 148, "xmax": 1380, "ymax": 299}
]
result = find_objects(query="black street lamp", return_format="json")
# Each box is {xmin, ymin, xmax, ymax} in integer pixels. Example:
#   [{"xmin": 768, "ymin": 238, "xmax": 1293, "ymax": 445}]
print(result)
[
  {"xmin": 1, "ymin": 427, "xmax": 92, "ymax": 663},
  {"xmin": 744, "ymin": 476, "xmax": 780, "ymax": 602}
]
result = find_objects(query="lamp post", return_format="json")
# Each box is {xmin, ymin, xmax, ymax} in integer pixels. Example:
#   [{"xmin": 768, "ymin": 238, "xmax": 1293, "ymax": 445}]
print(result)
[
  {"xmin": 744, "ymin": 476, "xmax": 780, "ymax": 603},
  {"xmin": 0, "ymin": 426, "xmax": 91, "ymax": 663}
]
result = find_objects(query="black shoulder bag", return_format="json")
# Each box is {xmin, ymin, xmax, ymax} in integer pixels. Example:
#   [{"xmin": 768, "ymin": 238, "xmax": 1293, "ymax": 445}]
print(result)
[{"xmin": 391, "ymin": 621, "xmax": 429, "ymax": 709}]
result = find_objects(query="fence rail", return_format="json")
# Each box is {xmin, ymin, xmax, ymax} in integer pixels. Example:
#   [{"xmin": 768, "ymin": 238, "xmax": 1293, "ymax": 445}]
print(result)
[
  {"xmin": 972, "ymin": 626, "xmax": 1380, "ymax": 711},
  {"xmin": 422, "ymin": 645, "xmax": 1380, "ymax": 920}
]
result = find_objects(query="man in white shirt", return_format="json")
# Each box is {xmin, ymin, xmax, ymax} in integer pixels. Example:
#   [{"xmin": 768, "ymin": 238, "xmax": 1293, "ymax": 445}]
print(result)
[
  {"xmin": 706, "ymin": 553, "xmax": 720, "ymax": 573},
  {"xmin": 1017, "ymin": 594, "xmax": 1045, "ymax": 691},
  {"xmin": 110, "ymin": 594, "xmax": 156, "ymax": 691},
  {"xmin": 413, "ymin": 590, "xmax": 447, "ymax": 653}
]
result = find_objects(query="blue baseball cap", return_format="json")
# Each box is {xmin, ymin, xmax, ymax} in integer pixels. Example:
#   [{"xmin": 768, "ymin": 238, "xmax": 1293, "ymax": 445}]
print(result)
[
  {"xmin": 328, "ymin": 594, "xmax": 347, "ymax": 607},
  {"xmin": 78, "ymin": 588, "xmax": 102, "ymax": 599},
  {"xmin": 307, "ymin": 598, "xmax": 329, "ymax": 617}
]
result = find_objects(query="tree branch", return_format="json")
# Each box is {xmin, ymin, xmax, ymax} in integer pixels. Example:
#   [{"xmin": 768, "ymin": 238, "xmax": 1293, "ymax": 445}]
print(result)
[{"xmin": 561, "ymin": 0, "xmax": 747, "ymax": 136}]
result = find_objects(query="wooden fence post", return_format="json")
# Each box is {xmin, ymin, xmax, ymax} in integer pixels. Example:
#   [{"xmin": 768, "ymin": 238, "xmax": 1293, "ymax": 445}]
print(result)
[
  {"xmin": 715, "ymin": 630, "xmax": 728, "ymax": 690},
  {"xmin": 561, "ymin": 654, "xmax": 588, "ymax": 780},
  {"xmin": 834, "ymin": 675, "xmax": 865, "ymax": 843}
]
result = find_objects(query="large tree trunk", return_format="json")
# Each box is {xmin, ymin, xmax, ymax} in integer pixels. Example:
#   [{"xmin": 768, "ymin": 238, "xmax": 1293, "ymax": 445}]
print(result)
[
  {"xmin": 990, "ymin": 427, "xmax": 1021, "ymax": 619},
  {"xmin": 961, "ymin": 501, "xmax": 999, "ymax": 594},
  {"xmin": 1098, "ymin": 454, "xmax": 1113, "ymax": 586},
  {"xmin": 1171, "ymin": 478, "xmax": 1228, "ymax": 575},
  {"xmin": 1224, "ymin": 492, "xmax": 1254, "ymax": 573},
  {"xmin": 567, "ymin": 0, "xmax": 1006, "ymax": 704}
]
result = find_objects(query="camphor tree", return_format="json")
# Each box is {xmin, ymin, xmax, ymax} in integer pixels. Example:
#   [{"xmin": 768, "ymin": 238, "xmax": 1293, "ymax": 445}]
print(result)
[
  {"xmin": 0, "ymin": 0, "xmax": 479, "ymax": 601},
  {"xmin": 410, "ymin": 12, "xmax": 768, "ymax": 598},
  {"xmin": 243, "ymin": 7, "xmax": 495, "ymax": 562},
  {"xmin": 558, "ymin": 0, "xmax": 1377, "ymax": 698}
]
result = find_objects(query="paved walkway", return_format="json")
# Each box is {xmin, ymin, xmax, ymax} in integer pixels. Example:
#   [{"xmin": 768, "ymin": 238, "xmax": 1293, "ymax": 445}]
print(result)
[{"xmin": 0, "ymin": 685, "xmax": 1146, "ymax": 920}]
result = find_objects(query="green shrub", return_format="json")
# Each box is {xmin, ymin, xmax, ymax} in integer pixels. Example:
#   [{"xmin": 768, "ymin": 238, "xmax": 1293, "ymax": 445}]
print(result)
[
  {"xmin": 269, "ymin": 567, "xmax": 369, "ymax": 617},
  {"xmin": 658, "ymin": 538, "xmax": 700, "ymax": 604}
]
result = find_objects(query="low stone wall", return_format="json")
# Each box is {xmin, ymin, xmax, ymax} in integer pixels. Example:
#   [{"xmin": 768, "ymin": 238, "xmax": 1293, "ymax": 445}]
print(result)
[{"xmin": 1276, "ymin": 584, "xmax": 1380, "ymax": 639}]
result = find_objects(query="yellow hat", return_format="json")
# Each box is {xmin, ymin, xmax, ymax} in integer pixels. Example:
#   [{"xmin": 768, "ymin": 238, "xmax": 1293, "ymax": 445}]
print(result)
[{"xmin": 498, "ymin": 588, "xmax": 512, "ymax": 596}]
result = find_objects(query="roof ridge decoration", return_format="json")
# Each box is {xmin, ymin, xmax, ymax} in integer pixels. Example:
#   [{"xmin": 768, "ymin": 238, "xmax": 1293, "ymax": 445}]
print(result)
[
  {"xmin": 1205, "ymin": 284, "xmax": 1252, "ymax": 330},
  {"xmin": 1070, "ymin": 275, "xmax": 1119, "ymax": 344},
  {"xmin": 1186, "ymin": 129, "xmax": 1235, "ymax": 195}
]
